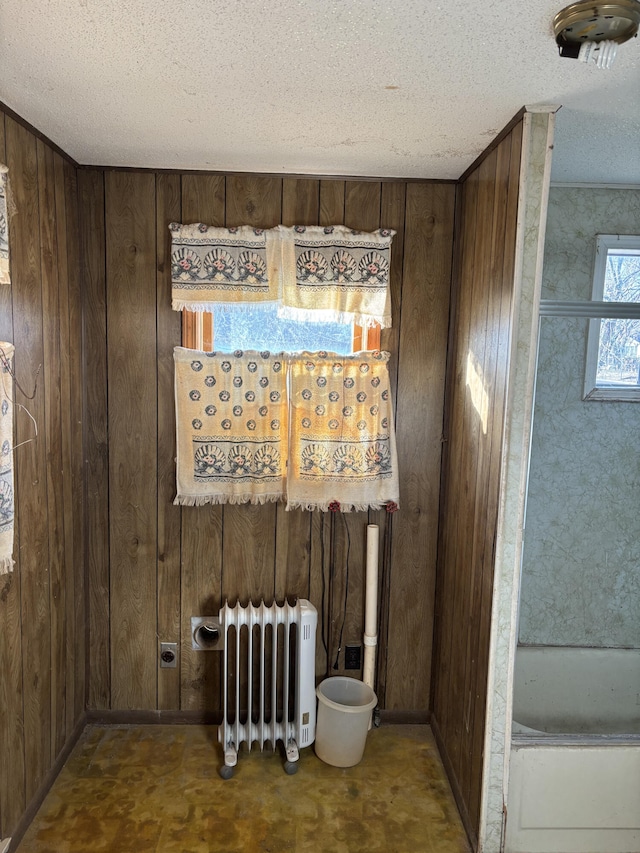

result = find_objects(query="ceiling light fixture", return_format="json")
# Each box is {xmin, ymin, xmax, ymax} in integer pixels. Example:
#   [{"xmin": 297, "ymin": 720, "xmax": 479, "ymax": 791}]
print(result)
[{"xmin": 553, "ymin": 0, "xmax": 640, "ymax": 68}]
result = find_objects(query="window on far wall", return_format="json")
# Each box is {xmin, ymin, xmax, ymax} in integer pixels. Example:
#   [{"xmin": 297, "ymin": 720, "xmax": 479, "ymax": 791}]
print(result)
[
  {"xmin": 182, "ymin": 305, "xmax": 380, "ymax": 354},
  {"xmin": 584, "ymin": 235, "xmax": 640, "ymax": 401}
]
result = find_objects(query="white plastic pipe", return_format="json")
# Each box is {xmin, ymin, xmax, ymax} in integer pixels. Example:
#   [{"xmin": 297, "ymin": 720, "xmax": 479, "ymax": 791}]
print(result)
[{"xmin": 363, "ymin": 524, "xmax": 379, "ymax": 691}]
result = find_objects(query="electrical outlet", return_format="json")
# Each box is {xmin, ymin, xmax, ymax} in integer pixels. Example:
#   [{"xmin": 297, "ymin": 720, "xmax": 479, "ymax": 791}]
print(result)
[
  {"xmin": 345, "ymin": 644, "xmax": 361, "ymax": 670},
  {"xmin": 160, "ymin": 642, "xmax": 178, "ymax": 668}
]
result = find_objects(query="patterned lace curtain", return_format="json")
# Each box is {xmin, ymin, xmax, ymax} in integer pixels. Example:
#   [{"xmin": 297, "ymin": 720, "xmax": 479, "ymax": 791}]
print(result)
[
  {"xmin": 287, "ymin": 350, "xmax": 398, "ymax": 511},
  {"xmin": 174, "ymin": 347, "xmax": 287, "ymax": 506},
  {"xmin": 174, "ymin": 348, "xmax": 399, "ymax": 512},
  {"xmin": 170, "ymin": 224, "xmax": 394, "ymax": 329},
  {"xmin": 0, "ymin": 342, "xmax": 15, "ymax": 573},
  {"xmin": 0, "ymin": 166, "xmax": 10, "ymax": 285},
  {"xmin": 278, "ymin": 226, "xmax": 393, "ymax": 328}
]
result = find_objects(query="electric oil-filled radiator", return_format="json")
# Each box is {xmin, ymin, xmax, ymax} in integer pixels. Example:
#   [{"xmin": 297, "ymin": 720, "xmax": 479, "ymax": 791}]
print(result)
[{"xmin": 217, "ymin": 599, "xmax": 317, "ymax": 778}]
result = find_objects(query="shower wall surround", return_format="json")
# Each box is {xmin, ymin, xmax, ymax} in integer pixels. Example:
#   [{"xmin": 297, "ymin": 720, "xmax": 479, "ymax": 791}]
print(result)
[{"xmin": 519, "ymin": 187, "xmax": 640, "ymax": 649}]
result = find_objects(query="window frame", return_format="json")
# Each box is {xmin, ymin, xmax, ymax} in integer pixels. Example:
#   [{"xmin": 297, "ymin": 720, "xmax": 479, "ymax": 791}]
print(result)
[
  {"xmin": 181, "ymin": 310, "xmax": 380, "ymax": 354},
  {"xmin": 584, "ymin": 234, "xmax": 640, "ymax": 402}
]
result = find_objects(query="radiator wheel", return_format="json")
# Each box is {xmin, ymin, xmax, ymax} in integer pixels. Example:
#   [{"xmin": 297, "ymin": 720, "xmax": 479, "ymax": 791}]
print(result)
[
  {"xmin": 219, "ymin": 765, "xmax": 234, "ymax": 780},
  {"xmin": 284, "ymin": 760, "xmax": 298, "ymax": 775}
]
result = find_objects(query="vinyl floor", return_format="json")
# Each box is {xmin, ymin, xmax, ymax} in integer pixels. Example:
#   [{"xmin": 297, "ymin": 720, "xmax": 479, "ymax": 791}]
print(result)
[{"xmin": 15, "ymin": 724, "xmax": 471, "ymax": 853}]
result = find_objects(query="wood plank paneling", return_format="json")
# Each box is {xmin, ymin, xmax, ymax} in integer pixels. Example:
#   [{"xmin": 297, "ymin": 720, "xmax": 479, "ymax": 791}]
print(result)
[
  {"xmin": 0, "ymin": 99, "xmax": 531, "ymax": 852},
  {"xmin": 0, "ymin": 108, "xmax": 84, "ymax": 840},
  {"xmin": 37, "ymin": 138, "xmax": 66, "ymax": 761},
  {"xmin": 433, "ymin": 171, "xmax": 479, "ymax": 753},
  {"xmin": 8, "ymin": 117, "xmax": 52, "ymax": 803},
  {"xmin": 54, "ymin": 152, "xmax": 75, "ymax": 740},
  {"xmin": 386, "ymin": 183, "xmax": 455, "ymax": 711},
  {"xmin": 156, "ymin": 173, "xmax": 182, "ymax": 710},
  {"xmin": 0, "ymin": 110, "xmax": 493, "ymax": 837},
  {"xmin": 63, "ymin": 159, "xmax": 85, "ymax": 725},
  {"xmin": 0, "ymin": 108, "xmax": 26, "ymax": 841},
  {"xmin": 80, "ymin": 169, "xmax": 110, "ymax": 710},
  {"xmin": 447, "ymin": 155, "xmax": 493, "ymax": 776},
  {"xmin": 457, "ymin": 151, "xmax": 504, "ymax": 807},
  {"xmin": 371, "ymin": 180, "xmax": 406, "ymax": 706},
  {"xmin": 179, "ymin": 174, "xmax": 225, "ymax": 711},
  {"xmin": 81, "ymin": 166, "xmax": 457, "ymax": 729},
  {"xmin": 89, "ymin": 165, "xmax": 455, "ymax": 713},
  {"xmin": 432, "ymin": 120, "xmax": 524, "ymax": 839},
  {"xmin": 467, "ymin": 123, "xmax": 522, "ymax": 825},
  {"xmin": 106, "ymin": 171, "xmax": 158, "ymax": 710}
]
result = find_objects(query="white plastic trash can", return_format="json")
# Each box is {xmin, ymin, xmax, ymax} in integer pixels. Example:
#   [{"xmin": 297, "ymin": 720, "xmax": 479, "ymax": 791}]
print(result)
[{"xmin": 315, "ymin": 676, "xmax": 377, "ymax": 767}]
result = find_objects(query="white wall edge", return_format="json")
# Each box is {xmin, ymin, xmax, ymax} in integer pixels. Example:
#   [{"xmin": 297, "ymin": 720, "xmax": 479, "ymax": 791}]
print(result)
[
  {"xmin": 524, "ymin": 103, "xmax": 562, "ymax": 114},
  {"xmin": 478, "ymin": 108, "xmax": 556, "ymax": 853}
]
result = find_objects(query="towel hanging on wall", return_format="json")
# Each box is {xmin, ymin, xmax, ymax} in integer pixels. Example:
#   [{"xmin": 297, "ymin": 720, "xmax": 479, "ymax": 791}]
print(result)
[
  {"xmin": 0, "ymin": 342, "xmax": 15, "ymax": 573},
  {"xmin": 286, "ymin": 350, "xmax": 399, "ymax": 512},
  {"xmin": 0, "ymin": 166, "xmax": 10, "ymax": 285},
  {"xmin": 278, "ymin": 226, "xmax": 394, "ymax": 328},
  {"xmin": 174, "ymin": 347, "xmax": 287, "ymax": 506},
  {"xmin": 170, "ymin": 223, "xmax": 281, "ymax": 312}
]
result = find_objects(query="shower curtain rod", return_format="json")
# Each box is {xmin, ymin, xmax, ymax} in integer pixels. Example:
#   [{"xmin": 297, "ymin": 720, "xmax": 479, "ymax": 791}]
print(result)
[{"xmin": 540, "ymin": 299, "xmax": 640, "ymax": 319}]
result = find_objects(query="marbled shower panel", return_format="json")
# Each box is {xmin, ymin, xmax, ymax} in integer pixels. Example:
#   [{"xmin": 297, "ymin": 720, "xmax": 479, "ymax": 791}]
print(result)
[{"xmin": 519, "ymin": 187, "xmax": 640, "ymax": 649}]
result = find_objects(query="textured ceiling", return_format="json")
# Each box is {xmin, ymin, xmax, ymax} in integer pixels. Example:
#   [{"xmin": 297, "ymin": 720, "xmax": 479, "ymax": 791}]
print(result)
[{"xmin": 1, "ymin": 0, "xmax": 639, "ymax": 183}]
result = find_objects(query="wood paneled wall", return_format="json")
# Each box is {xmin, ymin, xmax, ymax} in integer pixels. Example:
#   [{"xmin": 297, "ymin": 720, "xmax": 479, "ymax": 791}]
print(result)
[
  {"xmin": 0, "ymin": 109, "xmax": 84, "ymax": 840},
  {"xmin": 80, "ymin": 170, "xmax": 456, "ymax": 714},
  {"xmin": 431, "ymin": 120, "xmax": 524, "ymax": 842}
]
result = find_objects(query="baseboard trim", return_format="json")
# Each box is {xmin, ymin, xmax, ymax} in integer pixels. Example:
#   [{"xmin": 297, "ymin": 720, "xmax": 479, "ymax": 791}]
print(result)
[
  {"xmin": 378, "ymin": 709, "xmax": 430, "ymax": 725},
  {"xmin": 8, "ymin": 714, "xmax": 87, "ymax": 853},
  {"xmin": 86, "ymin": 708, "xmax": 428, "ymax": 726},
  {"xmin": 86, "ymin": 709, "xmax": 223, "ymax": 725},
  {"xmin": 430, "ymin": 714, "xmax": 478, "ymax": 852}
]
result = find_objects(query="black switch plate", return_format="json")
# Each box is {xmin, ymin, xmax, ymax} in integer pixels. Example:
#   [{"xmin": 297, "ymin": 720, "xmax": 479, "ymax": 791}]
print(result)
[{"xmin": 345, "ymin": 644, "xmax": 361, "ymax": 670}]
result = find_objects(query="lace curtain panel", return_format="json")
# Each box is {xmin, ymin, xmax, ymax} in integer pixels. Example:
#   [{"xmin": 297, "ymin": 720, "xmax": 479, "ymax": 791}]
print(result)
[
  {"xmin": 174, "ymin": 348, "xmax": 399, "ymax": 512},
  {"xmin": 0, "ymin": 342, "xmax": 15, "ymax": 573},
  {"xmin": 287, "ymin": 350, "xmax": 398, "ymax": 511},
  {"xmin": 174, "ymin": 347, "xmax": 287, "ymax": 506},
  {"xmin": 0, "ymin": 166, "xmax": 9, "ymax": 285},
  {"xmin": 170, "ymin": 224, "xmax": 394, "ymax": 329}
]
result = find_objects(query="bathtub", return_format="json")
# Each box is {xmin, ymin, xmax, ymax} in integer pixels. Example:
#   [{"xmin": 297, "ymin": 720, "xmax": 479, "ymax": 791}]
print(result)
[{"xmin": 505, "ymin": 646, "xmax": 640, "ymax": 853}]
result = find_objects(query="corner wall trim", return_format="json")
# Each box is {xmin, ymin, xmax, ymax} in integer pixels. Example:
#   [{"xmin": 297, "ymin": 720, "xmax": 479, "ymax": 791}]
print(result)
[
  {"xmin": 458, "ymin": 108, "xmax": 527, "ymax": 185},
  {"xmin": 0, "ymin": 99, "xmax": 80, "ymax": 168},
  {"xmin": 7, "ymin": 714, "xmax": 87, "ymax": 853},
  {"xmin": 431, "ymin": 714, "xmax": 478, "ymax": 851}
]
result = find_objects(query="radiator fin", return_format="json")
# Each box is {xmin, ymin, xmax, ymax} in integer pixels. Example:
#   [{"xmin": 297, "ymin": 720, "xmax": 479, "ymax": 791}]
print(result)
[{"xmin": 218, "ymin": 599, "xmax": 317, "ymax": 768}]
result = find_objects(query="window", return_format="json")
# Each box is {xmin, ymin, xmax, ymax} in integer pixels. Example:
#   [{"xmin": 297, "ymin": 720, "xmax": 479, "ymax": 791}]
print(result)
[
  {"xmin": 182, "ymin": 305, "xmax": 380, "ymax": 354},
  {"xmin": 584, "ymin": 235, "xmax": 640, "ymax": 401}
]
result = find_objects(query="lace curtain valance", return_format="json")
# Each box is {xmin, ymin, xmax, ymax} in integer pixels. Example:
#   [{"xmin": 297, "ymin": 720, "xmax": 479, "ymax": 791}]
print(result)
[
  {"xmin": 0, "ymin": 342, "xmax": 14, "ymax": 573},
  {"xmin": 170, "ymin": 224, "xmax": 395, "ymax": 329},
  {"xmin": 0, "ymin": 166, "xmax": 10, "ymax": 285}
]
